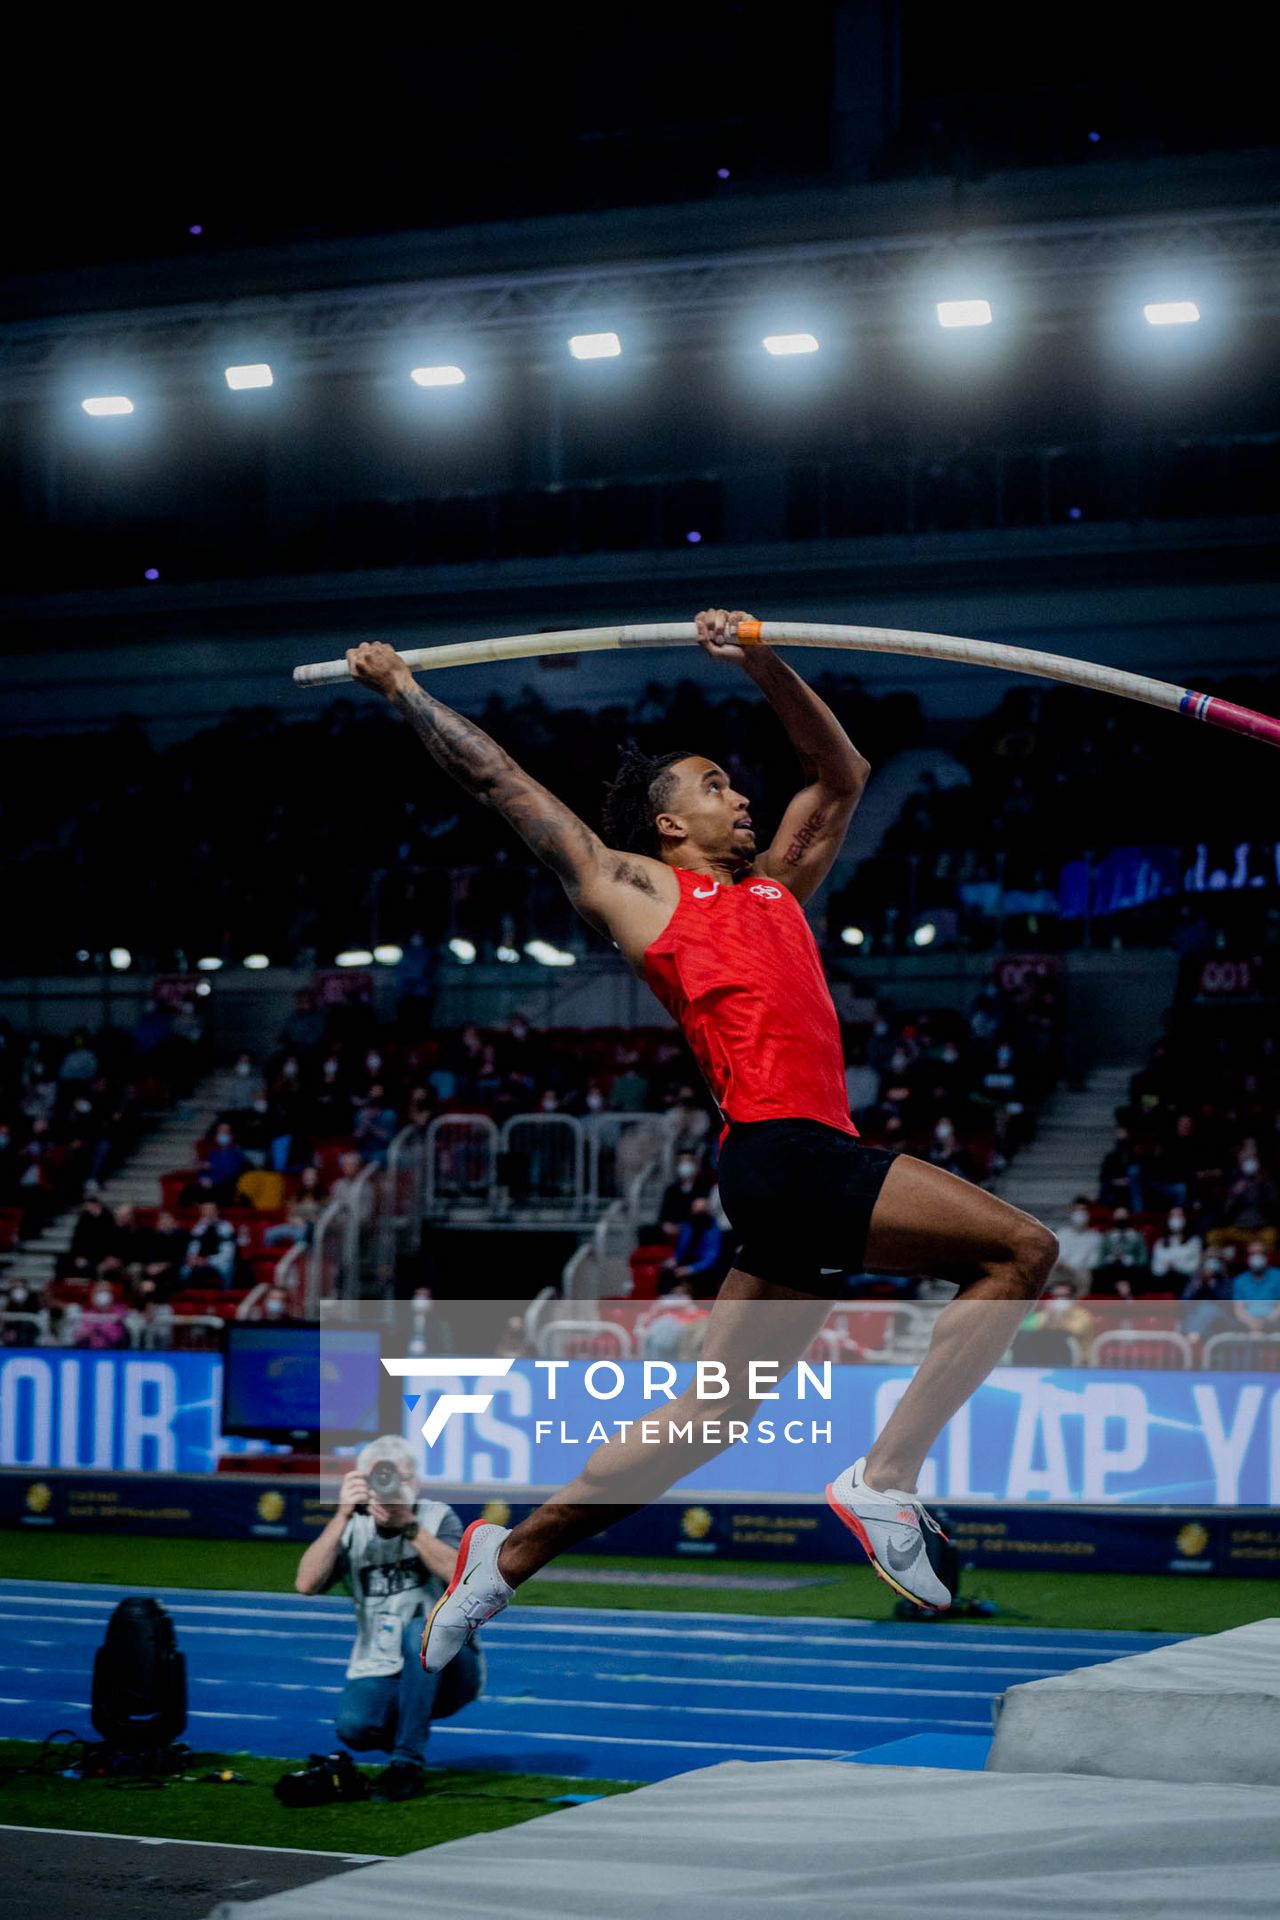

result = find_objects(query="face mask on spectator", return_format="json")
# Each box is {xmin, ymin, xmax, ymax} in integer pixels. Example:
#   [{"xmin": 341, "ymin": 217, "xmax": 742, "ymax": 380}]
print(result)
[
  {"xmin": 264, "ymin": 1297, "xmax": 286, "ymax": 1318},
  {"xmin": 1247, "ymin": 1253, "xmax": 1269, "ymax": 1272},
  {"xmin": 677, "ymin": 1159, "xmax": 697, "ymax": 1182},
  {"xmin": 1167, "ymin": 1214, "xmax": 1186, "ymax": 1235},
  {"xmin": 215, "ymin": 1130, "xmax": 232, "ymax": 1148},
  {"xmin": 941, "ymin": 1046, "xmax": 959, "ymax": 1064},
  {"xmin": 235, "ymin": 1057, "xmax": 252, "ymax": 1077},
  {"xmin": 585, "ymin": 1091, "xmax": 605, "ymax": 1112},
  {"xmin": 1203, "ymin": 1260, "xmax": 1223, "ymax": 1277},
  {"xmin": 8, "ymin": 1286, "xmax": 29, "ymax": 1305},
  {"xmin": 934, "ymin": 1121, "xmax": 954, "ymax": 1145},
  {"xmin": 1240, "ymin": 1158, "xmax": 1261, "ymax": 1177},
  {"xmin": 366, "ymin": 1052, "xmax": 382, "ymax": 1073},
  {"xmin": 1071, "ymin": 1208, "xmax": 1089, "ymax": 1229},
  {"xmin": 253, "ymin": 1098, "xmax": 269, "ymax": 1114},
  {"xmin": 282, "ymin": 1060, "xmax": 299, "ymax": 1080},
  {"xmin": 92, "ymin": 1288, "xmax": 113, "ymax": 1309}
]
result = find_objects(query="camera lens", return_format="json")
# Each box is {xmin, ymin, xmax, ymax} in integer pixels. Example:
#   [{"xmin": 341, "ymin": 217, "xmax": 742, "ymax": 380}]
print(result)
[{"xmin": 367, "ymin": 1460, "xmax": 401, "ymax": 1500}]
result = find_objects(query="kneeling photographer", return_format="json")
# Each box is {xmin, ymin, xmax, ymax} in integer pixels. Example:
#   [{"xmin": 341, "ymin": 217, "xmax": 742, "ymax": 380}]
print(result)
[{"xmin": 294, "ymin": 1434, "xmax": 482, "ymax": 1802}]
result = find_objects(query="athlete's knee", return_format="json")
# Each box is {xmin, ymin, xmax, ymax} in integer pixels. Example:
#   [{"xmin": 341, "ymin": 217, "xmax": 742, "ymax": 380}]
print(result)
[{"xmin": 1008, "ymin": 1218, "xmax": 1058, "ymax": 1296}]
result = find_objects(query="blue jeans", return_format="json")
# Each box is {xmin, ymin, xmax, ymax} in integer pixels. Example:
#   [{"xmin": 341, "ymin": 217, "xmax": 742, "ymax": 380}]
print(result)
[{"xmin": 335, "ymin": 1616, "xmax": 483, "ymax": 1766}]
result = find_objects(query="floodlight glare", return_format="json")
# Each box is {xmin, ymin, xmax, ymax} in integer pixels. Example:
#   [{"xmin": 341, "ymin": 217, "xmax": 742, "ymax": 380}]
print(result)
[
  {"xmin": 762, "ymin": 333, "xmax": 820, "ymax": 356},
  {"xmin": 936, "ymin": 300, "xmax": 993, "ymax": 329},
  {"xmin": 82, "ymin": 396, "xmax": 135, "ymax": 416},
  {"xmin": 448, "ymin": 937, "xmax": 477, "ymax": 963},
  {"xmin": 911, "ymin": 922, "xmax": 939, "ymax": 948},
  {"xmin": 242, "ymin": 953, "xmax": 270, "ymax": 970},
  {"xmin": 108, "ymin": 947, "xmax": 132, "ymax": 971},
  {"xmin": 1143, "ymin": 301, "xmax": 1200, "ymax": 327},
  {"xmin": 196, "ymin": 956, "xmax": 224, "ymax": 972},
  {"xmin": 410, "ymin": 364, "xmax": 466, "ymax": 387},
  {"xmin": 336, "ymin": 949, "xmax": 374, "ymax": 968},
  {"xmin": 524, "ymin": 939, "xmax": 576, "ymax": 967},
  {"xmin": 840, "ymin": 925, "xmax": 866, "ymax": 948},
  {"xmin": 373, "ymin": 944, "xmax": 404, "ymax": 966},
  {"xmin": 568, "ymin": 332, "xmax": 621, "ymax": 360},
  {"xmin": 496, "ymin": 944, "xmax": 520, "ymax": 963},
  {"xmin": 224, "ymin": 363, "xmax": 273, "ymax": 390}
]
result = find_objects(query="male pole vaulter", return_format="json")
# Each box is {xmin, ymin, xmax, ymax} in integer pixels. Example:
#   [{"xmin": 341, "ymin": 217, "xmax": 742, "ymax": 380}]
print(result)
[{"xmin": 345, "ymin": 610, "xmax": 1056, "ymax": 1662}]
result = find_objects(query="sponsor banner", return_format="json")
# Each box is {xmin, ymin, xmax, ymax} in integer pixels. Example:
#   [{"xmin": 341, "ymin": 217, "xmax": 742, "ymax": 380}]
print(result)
[
  {"xmin": 4, "ymin": 1349, "xmax": 1279, "ymax": 1513},
  {"xmin": 0, "ymin": 1468, "xmax": 334, "ymax": 1541},
  {"xmin": 3, "ymin": 1469, "xmax": 1276, "ymax": 1578},
  {"xmin": 400, "ymin": 1361, "xmax": 1280, "ymax": 1509},
  {"xmin": 0, "ymin": 1350, "xmax": 222, "ymax": 1474}
]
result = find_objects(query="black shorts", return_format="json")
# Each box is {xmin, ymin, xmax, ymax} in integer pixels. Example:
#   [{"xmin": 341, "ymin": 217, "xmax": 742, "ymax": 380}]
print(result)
[{"xmin": 717, "ymin": 1119, "xmax": 896, "ymax": 1297}]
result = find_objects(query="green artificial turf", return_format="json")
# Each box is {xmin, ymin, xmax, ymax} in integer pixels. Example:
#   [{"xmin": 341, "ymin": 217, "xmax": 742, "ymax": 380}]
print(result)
[
  {"xmin": 3, "ymin": 1526, "xmax": 1276, "ymax": 1635},
  {"xmin": 0, "ymin": 1740, "xmax": 632, "ymax": 1854}
]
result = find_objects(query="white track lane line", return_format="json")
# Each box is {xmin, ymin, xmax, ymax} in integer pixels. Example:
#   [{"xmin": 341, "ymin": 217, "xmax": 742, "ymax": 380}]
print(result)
[
  {"xmin": 478, "ymin": 1694, "xmax": 986, "ymax": 1727},
  {"xmin": 0, "ymin": 1823, "xmax": 384, "ymax": 1859},
  {"xmin": 0, "ymin": 1588, "xmax": 1170, "ymax": 1654}
]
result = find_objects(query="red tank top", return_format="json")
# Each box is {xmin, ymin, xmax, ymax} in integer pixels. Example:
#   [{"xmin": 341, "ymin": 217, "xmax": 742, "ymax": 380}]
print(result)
[{"xmin": 643, "ymin": 867, "xmax": 856, "ymax": 1135}]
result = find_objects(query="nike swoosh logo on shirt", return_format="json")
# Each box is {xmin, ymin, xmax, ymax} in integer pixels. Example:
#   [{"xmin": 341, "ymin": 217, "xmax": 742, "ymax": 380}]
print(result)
[{"xmin": 693, "ymin": 884, "xmax": 719, "ymax": 898}]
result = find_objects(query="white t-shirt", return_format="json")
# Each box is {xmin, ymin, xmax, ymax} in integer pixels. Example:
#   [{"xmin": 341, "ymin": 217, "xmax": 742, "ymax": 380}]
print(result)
[{"xmin": 331, "ymin": 1497, "xmax": 464, "ymax": 1679}]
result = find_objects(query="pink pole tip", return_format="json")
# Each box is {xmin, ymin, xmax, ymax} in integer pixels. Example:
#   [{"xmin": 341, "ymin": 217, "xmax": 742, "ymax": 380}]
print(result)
[{"xmin": 1187, "ymin": 694, "xmax": 1280, "ymax": 750}]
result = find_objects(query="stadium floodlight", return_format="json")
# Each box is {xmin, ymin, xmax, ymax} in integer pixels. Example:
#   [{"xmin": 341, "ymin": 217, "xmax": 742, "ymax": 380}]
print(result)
[
  {"xmin": 196, "ymin": 956, "xmax": 224, "ymax": 972},
  {"xmin": 936, "ymin": 300, "xmax": 992, "ymax": 329},
  {"xmin": 82, "ymin": 396, "xmax": 135, "ymax": 416},
  {"xmin": 524, "ymin": 939, "xmax": 576, "ymax": 967},
  {"xmin": 840, "ymin": 925, "xmax": 866, "ymax": 948},
  {"xmin": 336, "ymin": 948, "xmax": 374, "ymax": 967},
  {"xmin": 224, "ymin": 363, "xmax": 273, "ymax": 390},
  {"xmin": 762, "ymin": 332, "xmax": 820, "ymax": 356},
  {"xmin": 495, "ymin": 944, "xmax": 520, "ymax": 963},
  {"xmin": 76, "ymin": 949, "xmax": 91, "ymax": 963},
  {"xmin": 194, "ymin": 980, "xmax": 212, "ymax": 996},
  {"xmin": 372, "ymin": 943, "xmax": 404, "ymax": 966},
  {"xmin": 568, "ymin": 331, "xmax": 621, "ymax": 360},
  {"xmin": 448, "ymin": 937, "xmax": 477, "ymax": 963},
  {"xmin": 410, "ymin": 364, "xmax": 466, "ymax": 387},
  {"xmin": 108, "ymin": 947, "xmax": 132, "ymax": 970},
  {"xmin": 242, "ymin": 953, "xmax": 270, "ymax": 970},
  {"xmin": 911, "ymin": 922, "xmax": 938, "ymax": 948},
  {"xmin": 1143, "ymin": 300, "xmax": 1200, "ymax": 327}
]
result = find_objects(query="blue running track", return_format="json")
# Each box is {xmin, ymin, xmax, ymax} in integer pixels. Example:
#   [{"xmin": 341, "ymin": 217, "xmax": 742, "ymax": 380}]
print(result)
[{"xmin": 0, "ymin": 1580, "xmax": 1183, "ymax": 1784}]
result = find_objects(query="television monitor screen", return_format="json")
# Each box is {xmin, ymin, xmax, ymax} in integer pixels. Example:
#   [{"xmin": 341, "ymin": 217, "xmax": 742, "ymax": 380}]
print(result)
[{"xmin": 221, "ymin": 1326, "xmax": 382, "ymax": 1438}]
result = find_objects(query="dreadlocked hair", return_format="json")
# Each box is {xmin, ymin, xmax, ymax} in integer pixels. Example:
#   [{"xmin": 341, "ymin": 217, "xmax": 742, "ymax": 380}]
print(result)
[{"xmin": 601, "ymin": 742, "xmax": 696, "ymax": 857}]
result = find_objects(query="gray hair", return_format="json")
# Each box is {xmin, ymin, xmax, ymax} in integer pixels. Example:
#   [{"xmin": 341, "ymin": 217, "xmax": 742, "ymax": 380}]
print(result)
[{"xmin": 356, "ymin": 1433, "xmax": 418, "ymax": 1479}]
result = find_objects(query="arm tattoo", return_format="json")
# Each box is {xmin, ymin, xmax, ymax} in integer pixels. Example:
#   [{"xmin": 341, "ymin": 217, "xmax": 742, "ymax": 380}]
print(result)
[
  {"xmin": 781, "ymin": 807, "xmax": 829, "ymax": 867},
  {"xmin": 391, "ymin": 682, "xmax": 599, "ymax": 889},
  {"xmin": 392, "ymin": 682, "xmax": 511, "ymax": 797}
]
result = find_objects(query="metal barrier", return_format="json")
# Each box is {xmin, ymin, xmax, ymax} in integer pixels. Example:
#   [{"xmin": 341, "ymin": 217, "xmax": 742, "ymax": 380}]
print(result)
[
  {"xmin": 1203, "ymin": 1332, "xmax": 1280, "ymax": 1371},
  {"xmin": 274, "ymin": 1238, "xmax": 310, "ymax": 1316},
  {"xmin": 1088, "ymin": 1329, "xmax": 1193, "ymax": 1370},
  {"xmin": 500, "ymin": 1115, "xmax": 584, "ymax": 1209},
  {"xmin": 425, "ymin": 1115, "xmax": 499, "ymax": 1211},
  {"xmin": 584, "ymin": 1113, "xmax": 668, "ymax": 1208},
  {"xmin": 309, "ymin": 1198, "xmax": 351, "ymax": 1305},
  {"xmin": 535, "ymin": 1317, "xmax": 635, "ymax": 1361},
  {"xmin": 378, "ymin": 1125, "xmax": 425, "ymax": 1270},
  {"xmin": 562, "ymin": 1240, "xmax": 632, "ymax": 1301},
  {"xmin": 165, "ymin": 1313, "xmax": 226, "ymax": 1351}
]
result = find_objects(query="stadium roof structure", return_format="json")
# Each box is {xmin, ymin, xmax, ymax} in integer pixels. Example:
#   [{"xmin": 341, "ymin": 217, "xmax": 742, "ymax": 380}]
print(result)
[{"xmin": 2, "ymin": 202, "xmax": 1277, "ymax": 400}]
